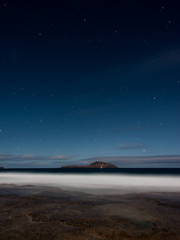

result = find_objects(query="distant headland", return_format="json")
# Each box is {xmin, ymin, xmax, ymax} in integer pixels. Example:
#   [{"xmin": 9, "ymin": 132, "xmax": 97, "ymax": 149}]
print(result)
[
  {"xmin": 0, "ymin": 167, "xmax": 5, "ymax": 170},
  {"xmin": 61, "ymin": 161, "xmax": 118, "ymax": 169}
]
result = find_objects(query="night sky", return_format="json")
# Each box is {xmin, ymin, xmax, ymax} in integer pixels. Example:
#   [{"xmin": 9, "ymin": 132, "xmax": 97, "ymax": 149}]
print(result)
[{"xmin": 0, "ymin": 0, "xmax": 180, "ymax": 168}]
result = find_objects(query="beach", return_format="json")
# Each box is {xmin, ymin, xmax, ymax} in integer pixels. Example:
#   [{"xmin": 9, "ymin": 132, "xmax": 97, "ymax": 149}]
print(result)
[{"xmin": 0, "ymin": 184, "xmax": 180, "ymax": 240}]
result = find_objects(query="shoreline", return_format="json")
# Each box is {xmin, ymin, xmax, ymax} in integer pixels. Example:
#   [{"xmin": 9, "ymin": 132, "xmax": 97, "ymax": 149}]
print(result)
[
  {"xmin": 0, "ymin": 184, "xmax": 180, "ymax": 239},
  {"xmin": 1, "ymin": 183, "xmax": 180, "ymax": 197}
]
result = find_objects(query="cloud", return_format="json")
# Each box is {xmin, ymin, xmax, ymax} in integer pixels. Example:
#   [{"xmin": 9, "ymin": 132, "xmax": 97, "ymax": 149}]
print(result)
[
  {"xmin": 83, "ymin": 155, "xmax": 180, "ymax": 167},
  {"xmin": 0, "ymin": 154, "xmax": 70, "ymax": 161},
  {"xmin": 117, "ymin": 143, "xmax": 148, "ymax": 150},
  {"xmin": 1, "ymin": 154, "xmax": 180, "ymax": 168},
  {"xmin": 49, "ymin": 155, "xmax": 69, "ymax": 160}
]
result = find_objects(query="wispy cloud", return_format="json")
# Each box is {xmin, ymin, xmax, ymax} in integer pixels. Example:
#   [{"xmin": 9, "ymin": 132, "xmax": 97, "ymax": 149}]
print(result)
[
  {"xmin": 0, "ymin": 154, "xmax": 69, "ymax": 161},
  {"xmin": 1, "ymin": 154, "xmax": 180, "ymax": 168},
  {"xmin": 117, "ymin": 143, "xmax": 148, "ymax": 150},
  {"xmin": 82, "ymin": 155, "xmax": 180, "ymax": 167}
]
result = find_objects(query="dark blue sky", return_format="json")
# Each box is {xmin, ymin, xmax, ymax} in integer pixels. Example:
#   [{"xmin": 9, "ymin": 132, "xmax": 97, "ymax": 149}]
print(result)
[{"xmin": 0, "ymin": 0, "xmax": 180, "ymax": 167}]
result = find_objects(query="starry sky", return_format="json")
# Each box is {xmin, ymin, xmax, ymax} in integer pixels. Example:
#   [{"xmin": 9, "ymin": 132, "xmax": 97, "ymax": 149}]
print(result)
[{"xmin": 0, "ymin": 0, "xmax": 180, "ymax": 168}]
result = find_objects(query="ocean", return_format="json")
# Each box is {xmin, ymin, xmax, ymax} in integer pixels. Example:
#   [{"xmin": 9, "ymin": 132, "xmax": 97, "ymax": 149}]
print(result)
[
  {"xmin": 1, "ymin": 168, "xmax": 180, "ymax": 194},
  {"xmin": 1, "ymin": 168, "xmax": 180, "ymax": 175}
]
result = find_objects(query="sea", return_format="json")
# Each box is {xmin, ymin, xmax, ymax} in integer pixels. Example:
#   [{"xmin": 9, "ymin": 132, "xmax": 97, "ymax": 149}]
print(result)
[
  {"xmin": 1, "ymin": 168, "xmax": 180, "ymax": 194},
  {"xmin": 1, "ymin": 168, "xmax": 180, "ymax": 175}
]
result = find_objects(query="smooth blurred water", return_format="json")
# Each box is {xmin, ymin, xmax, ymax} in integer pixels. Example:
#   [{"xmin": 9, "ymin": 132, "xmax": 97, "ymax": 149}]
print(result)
[{"xmin": 1, "ymin": 169, "xmax": 180, "ymax": 194}]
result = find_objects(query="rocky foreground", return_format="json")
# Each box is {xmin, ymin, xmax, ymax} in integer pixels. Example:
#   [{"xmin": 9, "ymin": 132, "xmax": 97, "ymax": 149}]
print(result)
[
  {"xmin": 61, "ymin": 161, "xmax": 118, "ymax": 168},
  {"xmin": 0, "ymin": 185, "xmax": 180, "ymax": 240}
]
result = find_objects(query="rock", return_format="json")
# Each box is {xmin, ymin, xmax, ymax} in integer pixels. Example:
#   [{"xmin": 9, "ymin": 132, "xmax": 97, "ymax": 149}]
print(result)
[{"xmin": 61, "ymin": 161, "xmax": 118, "ymax": 168}]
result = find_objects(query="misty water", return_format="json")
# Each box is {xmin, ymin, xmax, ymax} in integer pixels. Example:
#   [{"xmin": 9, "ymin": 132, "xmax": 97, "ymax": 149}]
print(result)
[{"xmin": 1, "ymin": 170, "xmax": 180, "ymax": 194}]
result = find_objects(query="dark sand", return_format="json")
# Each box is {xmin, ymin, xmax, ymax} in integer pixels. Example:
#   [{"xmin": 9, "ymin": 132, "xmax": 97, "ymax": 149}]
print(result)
[{"xmin": 0, "ymin": 184, "xmax": 180, "ymax": 240}]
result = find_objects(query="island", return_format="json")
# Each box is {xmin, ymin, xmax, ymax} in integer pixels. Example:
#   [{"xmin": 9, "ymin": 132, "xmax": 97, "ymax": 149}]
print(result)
[
  {"xmin": 0, "ymin": 167, "xmax": 5, "ymax": 170},
  {"xmin": 61, "ymin": 161, "xmax": 118, "ymax": 168}
]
